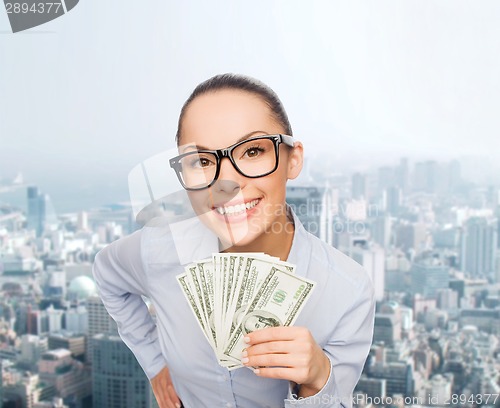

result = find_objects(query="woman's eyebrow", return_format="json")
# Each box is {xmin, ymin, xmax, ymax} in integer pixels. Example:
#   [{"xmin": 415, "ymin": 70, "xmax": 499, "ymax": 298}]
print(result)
[{"xmin": 184, "ymin": 130, "xmax": 271, "ymax": 151}]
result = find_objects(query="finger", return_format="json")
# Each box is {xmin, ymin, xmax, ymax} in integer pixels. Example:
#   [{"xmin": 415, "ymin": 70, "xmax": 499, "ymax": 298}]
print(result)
[
  {"xmin": 166, "ymin": 383, "xmax": 181, "ymax": 408},
  {"xmin": 154, "ymin": 389, "xmax": 175, "ymax": 408},
  {"xmin": 162, "ymin": 395, "xmax": 177, "ymax": 408},
  {"xmin": 243, "ymin": 353, "xmax": 295, "ymax": 368},
  {"xmin": 153, "ymin": 383, "xmax": 176, "ymax": 408},
  {"xmin": 246, "ymin": 326, "xmax": 302, "ymax": 345},
  {"xmin": 253, "ymin": 366, "xmax": 294, "ymax": 380},
  {"xmin": 244, "ymin": 340, "xmax": 295, "ymax": 357}
]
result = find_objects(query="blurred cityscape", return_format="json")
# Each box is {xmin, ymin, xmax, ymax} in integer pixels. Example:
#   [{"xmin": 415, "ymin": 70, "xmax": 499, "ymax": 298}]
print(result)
[{"xmin": 0, "ymin": 155, "xmax": 499, "ymax": 407}]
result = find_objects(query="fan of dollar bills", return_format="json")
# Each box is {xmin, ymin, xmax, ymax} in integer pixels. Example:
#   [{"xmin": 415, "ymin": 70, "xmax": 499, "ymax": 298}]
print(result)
[{"xmin": 176, "ymin": 253, "xmax": 316, "ymax": 370}]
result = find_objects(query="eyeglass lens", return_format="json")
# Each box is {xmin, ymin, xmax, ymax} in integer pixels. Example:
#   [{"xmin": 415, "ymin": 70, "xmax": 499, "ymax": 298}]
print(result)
[{"xmin": 178, "ymin": 138, "xmax": 277, "ymax": 189}]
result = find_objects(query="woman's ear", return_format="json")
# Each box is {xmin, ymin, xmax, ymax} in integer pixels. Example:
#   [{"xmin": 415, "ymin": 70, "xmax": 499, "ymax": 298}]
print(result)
[{"xmin": 286, "ymin": 141, "xmax": 304, "ymax": 180}]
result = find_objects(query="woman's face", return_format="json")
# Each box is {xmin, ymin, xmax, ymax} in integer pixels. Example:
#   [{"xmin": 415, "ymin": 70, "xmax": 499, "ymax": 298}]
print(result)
[{"xmin": 178, "ymin": 89, "xmax": 303, "ymax": 248}]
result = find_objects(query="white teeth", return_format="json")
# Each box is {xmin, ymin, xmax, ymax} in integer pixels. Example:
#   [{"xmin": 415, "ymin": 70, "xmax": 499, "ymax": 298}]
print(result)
[{"xmin": 215, "ymin": 199, "xmax": 260, "ymax": 216}]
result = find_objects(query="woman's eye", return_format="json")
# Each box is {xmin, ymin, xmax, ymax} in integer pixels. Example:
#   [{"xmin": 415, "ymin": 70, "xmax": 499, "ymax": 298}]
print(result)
[
  {"xmin": 189, "ymin": 156, "xmax": 214, "ymax": 168},
  {"xmin": 244, "ymin": 147, "xmax": 264, "ymax": 158}
]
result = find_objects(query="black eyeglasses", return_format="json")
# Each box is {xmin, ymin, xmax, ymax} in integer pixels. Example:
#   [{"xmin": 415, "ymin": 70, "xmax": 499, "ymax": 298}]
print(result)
[{"xmin": 169, "ymin": 134, "xmax": 295, "ymax": 191}]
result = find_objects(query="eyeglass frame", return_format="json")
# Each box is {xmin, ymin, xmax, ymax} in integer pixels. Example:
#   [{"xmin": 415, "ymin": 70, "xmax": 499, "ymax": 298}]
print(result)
[{"xmin": 169, "ymin": 134, "xmax": 295, "ymax": 191}]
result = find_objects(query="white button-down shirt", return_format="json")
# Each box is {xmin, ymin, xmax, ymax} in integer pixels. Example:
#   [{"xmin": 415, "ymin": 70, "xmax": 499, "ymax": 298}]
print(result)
[{"xmin": 93, "ymin": 207, "xmax": 375, "ymax": 408}]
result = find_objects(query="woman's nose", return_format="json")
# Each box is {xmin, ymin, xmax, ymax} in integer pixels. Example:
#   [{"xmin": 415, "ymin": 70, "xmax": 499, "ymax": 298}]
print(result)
[{"xmin": 214, "ymin": 157, "xmax": 244, "ymax": 193}]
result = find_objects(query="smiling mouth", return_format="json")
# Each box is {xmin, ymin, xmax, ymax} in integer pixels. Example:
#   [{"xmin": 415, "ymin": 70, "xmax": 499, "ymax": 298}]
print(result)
[{"xmin": 213, "ymin": 199, "xmax": 261, "ymax": 216}]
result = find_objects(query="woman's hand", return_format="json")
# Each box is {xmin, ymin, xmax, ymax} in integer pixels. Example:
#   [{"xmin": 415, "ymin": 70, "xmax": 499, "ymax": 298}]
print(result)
[
  {"xmin": 151, "ymin": 366, "xmax": 182, "ymax": 408},
  {"xmin": 241, "ymin": 326, "xmax": 331, "ymax": 398}
]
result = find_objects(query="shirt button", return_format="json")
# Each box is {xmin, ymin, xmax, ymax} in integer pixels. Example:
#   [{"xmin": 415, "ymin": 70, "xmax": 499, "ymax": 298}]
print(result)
[{"xmin": 225, "ymin": 403, "xmax": 232, "ymax": 408}]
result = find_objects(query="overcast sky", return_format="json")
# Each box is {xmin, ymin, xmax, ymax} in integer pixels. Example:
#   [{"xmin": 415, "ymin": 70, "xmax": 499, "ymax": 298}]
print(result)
[{"xmin": 1, "ymin": 1, "xmax": 499, "ymax": 209}]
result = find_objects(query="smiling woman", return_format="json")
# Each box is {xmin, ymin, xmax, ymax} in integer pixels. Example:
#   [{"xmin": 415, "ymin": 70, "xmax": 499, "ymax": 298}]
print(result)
[{"xmin": 92, "ymin": 73, "xmax": 376, "ymax": 408}]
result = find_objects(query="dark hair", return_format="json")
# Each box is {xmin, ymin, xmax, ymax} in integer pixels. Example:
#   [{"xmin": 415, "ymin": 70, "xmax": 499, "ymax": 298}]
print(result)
[{"xmin": 175, "ymin": 73, "xmax": 293, "ymax": 145}]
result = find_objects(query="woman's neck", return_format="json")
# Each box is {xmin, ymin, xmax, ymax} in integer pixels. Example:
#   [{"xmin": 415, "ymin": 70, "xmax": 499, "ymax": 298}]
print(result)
[{"xmin": 221, "ymin": 211, "xmax": 295, "ymax": 261}]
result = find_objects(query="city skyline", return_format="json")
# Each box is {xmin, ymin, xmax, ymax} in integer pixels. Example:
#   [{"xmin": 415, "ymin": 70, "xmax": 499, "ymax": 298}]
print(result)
[
  {"xmin": 1, "ymin": 149, "xmax": 500, "ymax": 406},
  {"xmin": 1, "ymin": 152, "xmax": 499, "ymax": 215}
]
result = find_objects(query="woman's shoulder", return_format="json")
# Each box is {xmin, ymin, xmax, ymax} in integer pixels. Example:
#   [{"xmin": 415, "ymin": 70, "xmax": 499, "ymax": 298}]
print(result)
[
  {"xmin": 96, "ymin": 227, "xmax": 143, "ymax": 260},
  {"xmin": 304, "ymin": 230, "xmax": 372, "ymax": 290}
]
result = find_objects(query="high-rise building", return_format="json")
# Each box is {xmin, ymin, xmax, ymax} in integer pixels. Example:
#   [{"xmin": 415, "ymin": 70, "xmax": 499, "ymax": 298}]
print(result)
[
  {"xmin": 460, "ymin": 217, "xmax": 498, "ymax": 280},
  {"xmin": 45, "ymin": 269, "xmax": 66, "ymax": 301},
  {"xmin": 351, "ymin": 244, "xmax": 385, "ymax": 301},
  {"xmin": 370, "ymin": 362, "xmax": 414, "ymax": 398},
  {"xmin": 2, "ymin": 372, "xmax": 50, "ymax": 408},
  {"xmin": 29, "ymin": 310, "xmax": 49, "ymax": 335},
  {"xmin": 447, "ymin": 159, "xmax": 462, "ymax": 193},
  {"xmin": 396, "ymin": 158, "xmax": 410, "ymax": 194},
  {"xmin": 86, "ymin": 296, "xmax": 117, "ymax": 363},
  {"xmin": 413, "ymin": 160, "xmax": 445, "ymax": 194},
  {"xmin": 27, "ymin": 186, "xmax": 48, "ymax": 237},
  {"xmin": 385, "ymin": 186, "xmax": 402, "ymax": 216},
  {"xmin": 355, "ymin": 376, "xmax": 386, "ymax": 399},
  {"xmin": 286, "ymin": 185, "xmax": 324, "ymax": 237},
  {"xmin": 65, "ymin": 305, "xmax": 88, "ymax": 334},
  {"xmin": 46, "ymin": 305, "xmax": 63, "ymax": 333},
  {"xmin": 38, "ymin": 349, "xmax": 91, "ymax": 403},
  {"xmin": 19, "ymin": 334, "xmax": 48, "ymax": 368},
  {"xmin": 395, "ymin": 223, "xmax": 427, "ymax": 254},
  {"xmin": 352, "ymin": 173, "xmax": 368, "ymax": 200},
  {"xmin": 319, "ymin": 184, "xmax": 338, "ymax": 246},
  {"xmin": 411, "ymin": 261, "xmax": 450, "ymax": 298},
  {"xmin": 373, "ymin": 315, "xmax": 401, "ymax": 347},
  {"xmin": 436, "ymin": 288, "xmax": 459, "ymax": 312},
  {"xmin": 377, "ymin": 167, "xmax": 395, "ymax": 194},
  {"xmin": 371, "ymin": 215, "xmax": 392, "ymax": 249},
  {"xmin": 48, "ymin": 332, "xmax": 86, "ymax": 361},
  {"xmin": 92, "ymin": 333, "xmax": 158, "ymax": 408}
]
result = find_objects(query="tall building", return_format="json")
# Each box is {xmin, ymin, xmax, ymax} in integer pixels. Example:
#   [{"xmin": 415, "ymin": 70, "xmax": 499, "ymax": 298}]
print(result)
[
  {"xmin": 86, "ymin": 296, "xmax": 117, "ymax": 363},
  {"xmin": 92, "ymin": 333, "xmax": 158, "ymax": 408},
  {"xmin": 460, "ymin": 217, "xmax": 498, "ymax": 280},
  {"xmin": 27, "ymin": 186, "xmax": 48, "ymax": 237},
  {"xmin": 45, "ymin": 269, "xmax": 66, "ymax": 301},
  {"xmin": 355, "ymin": 376, "xmax": 387, "ymax": 399},
  {"xmin": 319, "ymin": 184, "xmax": 338, "ymax": 246},
  {"xmin": 352, "ymin": 173, "xmax": 368, "ymax": 200},
  {"xmin": 19, "ymin": 334, "xmax": 48, "ymax": 369},
  {"xmin": 351, "ymin": 244, "xmax": 385, "ymax": 301},
  {"xmin": 436, "ymin": 288, "xmax": 459, "ymax": 312},
  {"xmin": 373, "ymin": 302, "xmax": 402, "ymax": 347},
  {"xmin": 48, "ymin": 332, "xmax": 86, "ymax": 361},
  {"xmin": 378, "ymin": 167, "xmax": 395, "ymax": 194},
  {"xmin": 413, "ymin": 160, "xmax": 445, "ymax": 194},
  {"xmin": 395, "ymin": 222, "xmax": 427, "ymax": 254},
  {"xmin": 373, "ymin": 314, "xmax": 401, "ymax": 347},
  {"xmin": 396, "ymin": 157, "xmax": 410, "ymax": 194},
  {"xmin": 371, "ymin": 215, "xmax": 392, "ymax": 249},
  {"xmin": 65, "ymin": 305, "xmax": 88, "ymax": 334},
  {"xmin": 411, "ymin": 261, "xmax": 450, "ymax": 298},
  {"xmin": 286, "ymin": 185, "xmax": 324, "ymax": 237},
  {"xmin": 370, "ymin": 362, "xmax": 414, "ymax": 398},
  {"xmin": 46, "ymin": 305, "xmax": 63, "ymax": 333},
  {"xmin": 385, "ymin": 186, "xmax": 402, "ymax": 216},
  {"xmin": 38, "ymin": 349, "xmax": 91, "ymax": 403}
]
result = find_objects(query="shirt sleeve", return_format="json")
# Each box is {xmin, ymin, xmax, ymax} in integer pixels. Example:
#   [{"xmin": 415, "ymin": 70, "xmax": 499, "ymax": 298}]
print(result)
[
  {"xmin": 284, "ymin": 277, "xmax": 375, "ymax": 407},
  {"xmin": 92, "ymin": 229, "xmax": 168, "ymax": 380}
]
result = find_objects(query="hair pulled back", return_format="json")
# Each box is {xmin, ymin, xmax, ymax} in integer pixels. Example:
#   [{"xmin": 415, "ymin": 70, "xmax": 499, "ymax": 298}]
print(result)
[{"xmin": 176, "ymin": 73, "xmax": 293, "ymax": 145}]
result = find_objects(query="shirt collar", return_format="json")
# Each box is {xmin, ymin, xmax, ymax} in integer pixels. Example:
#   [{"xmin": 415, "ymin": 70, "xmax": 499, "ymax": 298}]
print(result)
[{"xmin": 285, "ymin": 203, "xmax": 312, "ymax": 278}]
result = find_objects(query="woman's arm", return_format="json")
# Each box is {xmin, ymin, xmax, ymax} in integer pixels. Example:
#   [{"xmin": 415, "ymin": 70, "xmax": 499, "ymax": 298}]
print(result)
[
  {"xmin": 92, "ymin": 229, "xmax": 181, "ymax": 408},
  {"xmin": 243, "ymin": 278, "xmax": 375, "ymax": 407}
]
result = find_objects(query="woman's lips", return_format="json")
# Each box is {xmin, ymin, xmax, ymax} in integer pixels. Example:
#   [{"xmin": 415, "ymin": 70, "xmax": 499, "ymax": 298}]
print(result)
[{"xmin": 211, "ymin": 198, "xmax": 262, "ymax": 223}]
